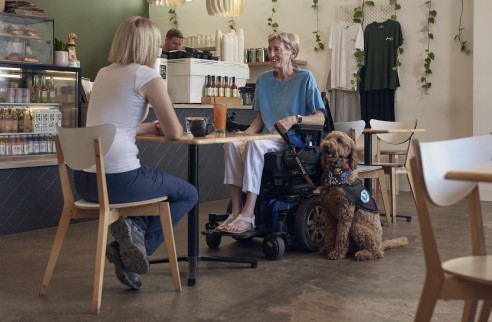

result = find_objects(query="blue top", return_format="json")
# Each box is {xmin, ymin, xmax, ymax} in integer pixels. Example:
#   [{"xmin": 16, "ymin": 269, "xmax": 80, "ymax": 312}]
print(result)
[{"xmin": 253, "ymin": 69, "xmax": 325, "ymax": 134}]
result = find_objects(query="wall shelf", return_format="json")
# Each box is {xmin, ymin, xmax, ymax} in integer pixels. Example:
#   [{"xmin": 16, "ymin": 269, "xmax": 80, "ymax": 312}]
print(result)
[{"xmin": 248, "ymin": 60, "xmax": 307, "ymax": 67}]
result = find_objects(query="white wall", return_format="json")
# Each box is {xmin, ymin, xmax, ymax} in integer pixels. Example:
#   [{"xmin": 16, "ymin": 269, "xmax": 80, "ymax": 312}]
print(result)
[{"xmin": 474, "ymin": 0, "xmax": 492, "ymax": 200}]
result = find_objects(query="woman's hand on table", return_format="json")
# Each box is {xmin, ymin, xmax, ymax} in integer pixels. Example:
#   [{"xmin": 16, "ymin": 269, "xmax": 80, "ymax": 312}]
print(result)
[{"xmin": 137, "ymin": 120, "xmax": 164, "ymax": 136}]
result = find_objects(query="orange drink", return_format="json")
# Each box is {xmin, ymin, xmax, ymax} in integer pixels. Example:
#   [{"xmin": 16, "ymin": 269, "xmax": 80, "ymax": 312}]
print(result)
[{"xmin": 213, "ymin": 103, "xmax": 227, "ymax": 135}]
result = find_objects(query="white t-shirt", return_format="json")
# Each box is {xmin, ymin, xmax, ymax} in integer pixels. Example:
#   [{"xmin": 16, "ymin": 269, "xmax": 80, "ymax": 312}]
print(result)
[
  {"xmin": 85, "ymin": 63, "xmax": 160, "ymax": 173},
  {"xmin": 328, "ymin": 21, "xmax": 364, "ymax": 91}
]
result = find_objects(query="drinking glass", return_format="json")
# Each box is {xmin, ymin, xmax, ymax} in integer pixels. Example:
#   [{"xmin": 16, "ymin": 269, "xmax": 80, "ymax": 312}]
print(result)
[{"xmin": 213, "ymin": 103, "xmax": 227, "ymax": 136}]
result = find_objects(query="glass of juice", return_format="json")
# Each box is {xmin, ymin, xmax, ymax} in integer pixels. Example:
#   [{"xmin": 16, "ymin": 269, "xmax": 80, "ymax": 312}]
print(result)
[{"xmin": 213, "ymin": 103, "xmax": 227, "ymax": 136}]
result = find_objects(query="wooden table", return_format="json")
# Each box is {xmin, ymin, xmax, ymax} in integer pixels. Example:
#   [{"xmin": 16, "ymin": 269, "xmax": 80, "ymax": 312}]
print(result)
[
  {"xmin": 137, "ymin": 132, "xmax": 280, "ymax": 286},
  {"xmin": 445, "ymin": 162, "xmax": 492, "ymax": 183}
]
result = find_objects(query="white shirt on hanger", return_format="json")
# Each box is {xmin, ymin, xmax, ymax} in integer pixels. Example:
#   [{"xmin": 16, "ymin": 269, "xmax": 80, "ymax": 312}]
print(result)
[{"xmin": 328, "ymin": 21, "xmax": 364, "ymax": 91}]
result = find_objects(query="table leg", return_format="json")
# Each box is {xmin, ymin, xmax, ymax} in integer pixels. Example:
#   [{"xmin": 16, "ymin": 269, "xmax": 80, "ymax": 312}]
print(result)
[{"xmin": 364, "ymin": 132, "xmax": 373, "ymax": 194}]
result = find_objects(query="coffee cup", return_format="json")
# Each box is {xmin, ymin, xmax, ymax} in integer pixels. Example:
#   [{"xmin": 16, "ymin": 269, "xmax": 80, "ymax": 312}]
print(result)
[{"xmin": 190, "ymin": 119, "xmax": 214, "ymax": 137}]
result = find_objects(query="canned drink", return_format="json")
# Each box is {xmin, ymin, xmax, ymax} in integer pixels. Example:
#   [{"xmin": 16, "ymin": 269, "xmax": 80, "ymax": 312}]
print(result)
[
  {"xmin": 15, "ymin": 88, "xmax": 23, "ymax": 103},
  {"xmin": 247, "ymin": 48, "xmax": 256, "ymax": 63},
  {"xmin": 22, "ymin": 88, "xmax": 30, "ymax": 103},
  {"xmin": 256, "ymin": 48, "xmax": 265, "ymax": 62}
]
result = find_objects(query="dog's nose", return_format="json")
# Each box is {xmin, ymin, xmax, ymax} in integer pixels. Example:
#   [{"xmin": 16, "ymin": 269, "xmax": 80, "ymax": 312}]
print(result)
[{"xmin": 324, "ymin": 145, "xmax": 333, "ymax": 155}]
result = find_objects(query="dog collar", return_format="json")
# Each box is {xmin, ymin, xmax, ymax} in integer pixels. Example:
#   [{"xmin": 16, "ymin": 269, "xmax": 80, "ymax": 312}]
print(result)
[{"xmin": 321, "ymin": 158, "xmax": 352, "ymax": 187}]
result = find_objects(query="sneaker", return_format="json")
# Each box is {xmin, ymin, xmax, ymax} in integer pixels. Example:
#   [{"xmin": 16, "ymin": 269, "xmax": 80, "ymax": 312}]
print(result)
[
  {"xmin": 110, "ymin": 218, "xmax": 149, "ymax": 274},
  {"xmin": 106, "ymin": 241, "xmax": 142, "ymax": 290}
]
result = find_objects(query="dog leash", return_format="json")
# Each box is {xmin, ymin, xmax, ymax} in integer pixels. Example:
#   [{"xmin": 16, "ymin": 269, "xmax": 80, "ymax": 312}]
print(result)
[{"xmin": 274, "ymin": 123, "xmax": 316, "ymax": 189}]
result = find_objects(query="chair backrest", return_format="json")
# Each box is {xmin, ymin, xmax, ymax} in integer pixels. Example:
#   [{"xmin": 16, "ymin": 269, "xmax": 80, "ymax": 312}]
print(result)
[
  {"xmin": 334, "ymin": 120, "xmax": 366, "ymax": 141},
  {"xmin": 55, "ymin": 124, "xmax": 116, "ymax": 170},
  {"xmin": 370, "ymin": 119, "xmax": 418, "ymax": 145},
  {"xmin": 410, "ymin": 134, "xmax": 492, "ymax": 273},
  {"xmin": 412, "ymin": 134, "xmax": 492, "ymax": 207}
]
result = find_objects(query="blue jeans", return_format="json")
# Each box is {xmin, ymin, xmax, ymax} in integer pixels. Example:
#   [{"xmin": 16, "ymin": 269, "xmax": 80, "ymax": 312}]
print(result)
[{"xmin": 74, "ymin": 166, "xmax": 198, "ymax": 255}]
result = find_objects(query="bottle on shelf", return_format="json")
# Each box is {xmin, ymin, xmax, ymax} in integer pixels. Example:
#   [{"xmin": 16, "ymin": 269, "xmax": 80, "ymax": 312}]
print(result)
[
  {"xmin": 40, "ymin": 76, "xmax": 48, "ymax": 103},
  {"xmin": 5, "ymin": 135, "xmax": 13, "ymax": 156},
  {"xmin": 211, "ymin": 75, "xmax": 218, "ymax": 97},
  {"xmin": 0, "ymin": 135, "xmax": 6, "ymax": 156},
  {"xmin": 22, "ymin": 109, "xmax": 31, "ymax": 133},
  {"xmin": 224, "ymin": 76, "xmax": 231, "ymax": 97},
  {"xmin": 17, "ymin": 108, "xmax": 24, "ymax": 133},
  {"xmin": 204, "ymin": 75, "xmax": 212, "ymax": 97},
  {"xmin": 32, "ymin": 134, "xmax": 40, "ymax": 154},
  {"xmin": 26, "ymin": 135, "xmax": 34, "ymax": 155},
  {"xmin": 48, "ymin": 77, "xmax": 56, "ymax": 103},
  {"xmin": 39, "ymin": 134, "xmax": 48, "ymax": 154},
  {"xmin": 32, "ymin": 75, "xmax": 40, "ymax": 103},
  {"xmin": 23, "ymin": 135, "xmax": 30, "ymax": 155},
  {"xmin": 217, "ymin": 76, "xmax": 224, "ymax": 97},
  {"xmin": 0, "ymin": 108, "xmax": 4, "ymax": 133},
  {"xmin": 231, "ymin": 76, "xmax": 239, "ymax": 98}
]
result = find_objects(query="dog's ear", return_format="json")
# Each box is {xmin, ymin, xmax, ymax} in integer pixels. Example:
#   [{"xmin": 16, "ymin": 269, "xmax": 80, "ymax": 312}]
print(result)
[
  {"xmin": 320, "ymin": 141, "xmax": 328, "ymax": 169},
  {"xmin": 349, "ymin": 139, "xmax": 358, "ymax": 170}
]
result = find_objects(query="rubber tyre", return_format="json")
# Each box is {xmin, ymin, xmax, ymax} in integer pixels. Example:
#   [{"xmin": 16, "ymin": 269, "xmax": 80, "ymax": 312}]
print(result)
[
  {"xmin": 294, "ymin": 195, "xmax": 325, "ymax": 252},
  {"xmin": 206, "ymin": 234, "xmax": 222, "ymax": 249},
  {"xmin": 262, "ymin": 235, "xmax": 285, "ymax": 260}
]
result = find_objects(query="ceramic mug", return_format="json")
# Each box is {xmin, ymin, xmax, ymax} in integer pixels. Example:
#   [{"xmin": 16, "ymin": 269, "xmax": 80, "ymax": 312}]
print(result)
[{"xmin": 190, "ymin": 118, "xmax": 214, "ymax": 137}]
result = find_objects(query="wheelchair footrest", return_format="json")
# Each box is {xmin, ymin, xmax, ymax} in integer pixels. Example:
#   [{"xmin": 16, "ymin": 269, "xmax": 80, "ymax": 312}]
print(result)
[{"xmin": 201, "ymin": 228, "xmax": 261, "ymax": 239}]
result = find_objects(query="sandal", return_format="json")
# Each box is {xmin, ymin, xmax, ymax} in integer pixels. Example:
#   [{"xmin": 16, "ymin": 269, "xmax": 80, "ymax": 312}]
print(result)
[
  {"xmin": 214, "ymin": 213, "xmax": 238, "ymax": 232},
  {"xmin": 224, "ymin": 214, "xmax": 255, "ymax": 234}
]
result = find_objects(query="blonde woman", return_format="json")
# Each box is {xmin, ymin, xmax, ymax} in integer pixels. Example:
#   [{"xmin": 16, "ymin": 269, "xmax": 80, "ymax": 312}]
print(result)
[{"xmin": 74, "ymin": 16, "xmax": 197, "ymax": 290}]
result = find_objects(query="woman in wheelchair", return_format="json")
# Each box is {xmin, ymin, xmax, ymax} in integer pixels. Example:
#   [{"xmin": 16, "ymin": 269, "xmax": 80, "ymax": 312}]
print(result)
[{"xmin": 215, "ymin": 31, "xmax": 326, "ymax": 234}]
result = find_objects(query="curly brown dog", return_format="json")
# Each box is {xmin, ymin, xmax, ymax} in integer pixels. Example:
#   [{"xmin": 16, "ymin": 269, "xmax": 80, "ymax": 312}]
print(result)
[{"xmin": 318, "ymin": 130, "xmax": 408, "ymax": 261}]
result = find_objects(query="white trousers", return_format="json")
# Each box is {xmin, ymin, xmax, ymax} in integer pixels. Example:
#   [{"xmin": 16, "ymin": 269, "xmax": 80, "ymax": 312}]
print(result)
[{"xmin": 223, "ymin": 138, "xmax": 284, "ymax": 195}]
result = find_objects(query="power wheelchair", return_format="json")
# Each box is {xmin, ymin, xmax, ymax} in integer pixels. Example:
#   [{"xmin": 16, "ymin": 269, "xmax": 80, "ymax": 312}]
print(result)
[{"xmin": 201, "ymin": 109, "xmax": 333, "ymax": 260}]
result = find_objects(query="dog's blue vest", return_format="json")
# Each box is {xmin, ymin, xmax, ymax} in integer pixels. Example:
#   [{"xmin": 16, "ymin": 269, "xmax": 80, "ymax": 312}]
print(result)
[{"xmin": 320, "ymin": 158, "xmax": 379, "ymax": 213}]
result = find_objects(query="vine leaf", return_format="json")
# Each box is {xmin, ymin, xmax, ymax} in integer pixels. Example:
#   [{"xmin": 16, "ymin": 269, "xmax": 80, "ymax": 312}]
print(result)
[
  {"xmin": 454, "ymin": 0, "xmax": 471, "ymax": 55},
  {"xmin": 420, "ymin": 1, "xmax": 435, "ymax": 94},
  {"xmin": 312, "ymin": 0, "xmax": 324, "ymax": 53}
]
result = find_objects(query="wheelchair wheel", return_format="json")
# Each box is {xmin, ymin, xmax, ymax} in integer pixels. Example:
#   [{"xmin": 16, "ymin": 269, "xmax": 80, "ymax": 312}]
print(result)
[
  {"xmin": 206, "ymin": 234, "xmax": 222, "ymax": 249},
  {"xmin": 294, "ymin": 195, "xmax": 325, "ymax": 252},
  {"xmin": 262, "ymin": 235, "xmax": 285, "ymax": 260}
]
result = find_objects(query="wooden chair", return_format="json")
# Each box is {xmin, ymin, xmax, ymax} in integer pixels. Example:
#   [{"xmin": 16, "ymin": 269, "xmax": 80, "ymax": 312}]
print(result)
[
  {"xmin": 410, "ymin": 134, "xmax": 492, "ymax": 322},
  {"xmin": 334, "ymin": 120, "xmax": 391, "ymax": 225},
  {"xmin": 370, "ymin": 119, "xmax": 418, "ymax": 222},
  {"xmin": 39, "ymin": 124, "xmax": 181, "ymax": 313}
]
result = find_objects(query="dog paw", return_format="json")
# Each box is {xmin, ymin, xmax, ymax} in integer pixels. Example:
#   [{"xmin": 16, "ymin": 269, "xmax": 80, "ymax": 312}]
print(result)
[{"xmin": 327, "ymin": 251, "xmax": 345, "ymax": 260}]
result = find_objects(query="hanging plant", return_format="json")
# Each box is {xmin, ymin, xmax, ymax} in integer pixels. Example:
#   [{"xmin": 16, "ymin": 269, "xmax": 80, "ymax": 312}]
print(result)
[
  {"xmin": 312, "ymin": 0, "xmax": 324, "ymax": 53},
  {"xmin": 168, "ymin": 7, "xmax": 178, "ymax": 28},
  {"xmin": 267, "ymin": 0, "xmax": 279, "ymax": 32},
  {"xmin": 389, "ymin": 0, "xmax": 401, "ymax": 21},
  {"xmin": 228, "ymin": 18, "xmax": 236, "ymax": 31},
  {"xmin": 420, "ymin": 1, "xmax": 436, "ymax": 94},
  {"xmin": 454, "ymin": 0, "xmax": 471, "ymax": 55},
  {"xmin": 350, "ymin": 1, "xmax": 374, "ymax": 90}
]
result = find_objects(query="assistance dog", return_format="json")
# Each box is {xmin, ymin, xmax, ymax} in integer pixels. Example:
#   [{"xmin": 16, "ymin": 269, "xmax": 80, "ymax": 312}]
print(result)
[{"xmin": 318, "ymin": 130, "xmax": 408, "ymax": 261}]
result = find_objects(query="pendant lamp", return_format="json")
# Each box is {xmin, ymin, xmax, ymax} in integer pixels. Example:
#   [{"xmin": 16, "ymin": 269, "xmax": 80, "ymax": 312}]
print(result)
[
  {"xmin": 206, "ymin": 0, "xmax": 243, "ymax": 17},
  {"xmin": 147, "ymin": 0, "xmax": 186, "ymax": 6}
]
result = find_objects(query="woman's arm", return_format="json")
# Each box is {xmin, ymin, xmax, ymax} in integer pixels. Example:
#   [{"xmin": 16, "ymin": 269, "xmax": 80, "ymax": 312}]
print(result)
[
  {"xmin": 275, "ymin": 110, "xmax": 325, "ymax": 133},
  {"xmin": 244, "ymin": 113, "xmax": 264, "ymax": 134},
  {"xmin": 139, "ymin": 78, "xmax": 183, "ymax": 140}
]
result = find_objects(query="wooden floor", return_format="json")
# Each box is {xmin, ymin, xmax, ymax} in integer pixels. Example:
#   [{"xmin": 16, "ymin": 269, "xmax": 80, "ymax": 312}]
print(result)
[{"xmin": 0, "ymin": 191, "xmax": 491, "ymax": 321}]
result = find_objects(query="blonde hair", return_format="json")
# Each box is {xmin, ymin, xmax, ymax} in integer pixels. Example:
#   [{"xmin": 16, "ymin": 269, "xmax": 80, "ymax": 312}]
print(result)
[
  {"xmin": 268, "ymin": 32, "xmax": 300, "ymax": 57},
  {"xmin": 108, "ymin": 16, "xmax": 161, "ymax": 68}
]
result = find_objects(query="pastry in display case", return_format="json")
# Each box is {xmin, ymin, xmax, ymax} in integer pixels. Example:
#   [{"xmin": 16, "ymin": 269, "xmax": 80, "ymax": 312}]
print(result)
[{"xmin": 0, "ymin": 12, "xmax": 54, "ymax": 65}]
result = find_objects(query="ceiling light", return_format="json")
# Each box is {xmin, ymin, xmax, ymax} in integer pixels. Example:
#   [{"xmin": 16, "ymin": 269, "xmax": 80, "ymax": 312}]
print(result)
[{"xmin": 206, "ymin": 0, "xmax": 243, "ymax": 17}]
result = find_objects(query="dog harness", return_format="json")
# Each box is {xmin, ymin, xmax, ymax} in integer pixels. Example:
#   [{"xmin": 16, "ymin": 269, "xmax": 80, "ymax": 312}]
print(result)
[{"xmin": 320, "ymin": 158, "xmax": 379, "ymax": 213}]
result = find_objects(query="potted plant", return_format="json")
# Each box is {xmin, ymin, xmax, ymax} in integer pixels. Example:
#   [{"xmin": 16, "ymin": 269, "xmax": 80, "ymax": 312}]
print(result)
[{"xmin": 54, "ymin": 38, "xmax": 69, "ymax": 67}]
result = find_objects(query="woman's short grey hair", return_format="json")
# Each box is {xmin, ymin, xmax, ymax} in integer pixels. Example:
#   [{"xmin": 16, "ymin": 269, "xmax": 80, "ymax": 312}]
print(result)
[
  {"xmin": 108, "ymin": 16, "xmax": 161, "ymax": 68},
  {"xmin": 268, "ymin": 32, "xmax": 300, "ymax": 56}
]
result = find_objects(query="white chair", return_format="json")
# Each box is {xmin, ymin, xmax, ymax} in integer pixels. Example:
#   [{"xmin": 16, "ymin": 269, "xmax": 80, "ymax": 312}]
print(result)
[
  {"xmin": 39, "ymin": 124, "xmax": 181, "ymax": 313},
  {"xmin": 334, "ymin": 120, "xmax": 391, "ymax": 225},
  {"xmin": 410, "ymin": 134, "xmax": 492, "ymax": 322},
  {"xmin": 370, "ymin": 119, "xmax": 418, "ymax": 222}
]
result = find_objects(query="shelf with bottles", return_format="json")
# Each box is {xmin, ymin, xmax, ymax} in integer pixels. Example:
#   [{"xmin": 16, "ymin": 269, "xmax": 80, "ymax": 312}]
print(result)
[{"xmin": 247, "ymin": 60, "xmax": 307, "ymax": 67}]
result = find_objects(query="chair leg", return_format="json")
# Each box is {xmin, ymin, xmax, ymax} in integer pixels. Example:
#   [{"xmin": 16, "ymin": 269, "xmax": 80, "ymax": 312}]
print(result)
[
  {"xmin": 375, "ymin": 171, "xmax": 391, "ymax": 226},
  {"xmin": 390, "ymin": 155, "xmax": 400, "ymax": 195},
  {"xmin": 390, "ymin": 168, "xmax": 397, "ymax": 223},
  {"xmin": 39, "ymin": 207, "xmax": 73, "ymax": 296},
  {"xmin": 413, "ymin": 281, "xmax": 441, "ymax": 322},
  {"xmin": 159, "ymin": 202, "xmax": 182, "ymax": 292},
  {"xmin": 478, "ymin": 300, "xmax": 492, "ymax": 322},
  {"xmin": 462, "ymin": 300, "xmax": 478, "ymax": 322},
  {"xmin": 92, "ymin": 210, "xmax": 112, "ymax": 314}
]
